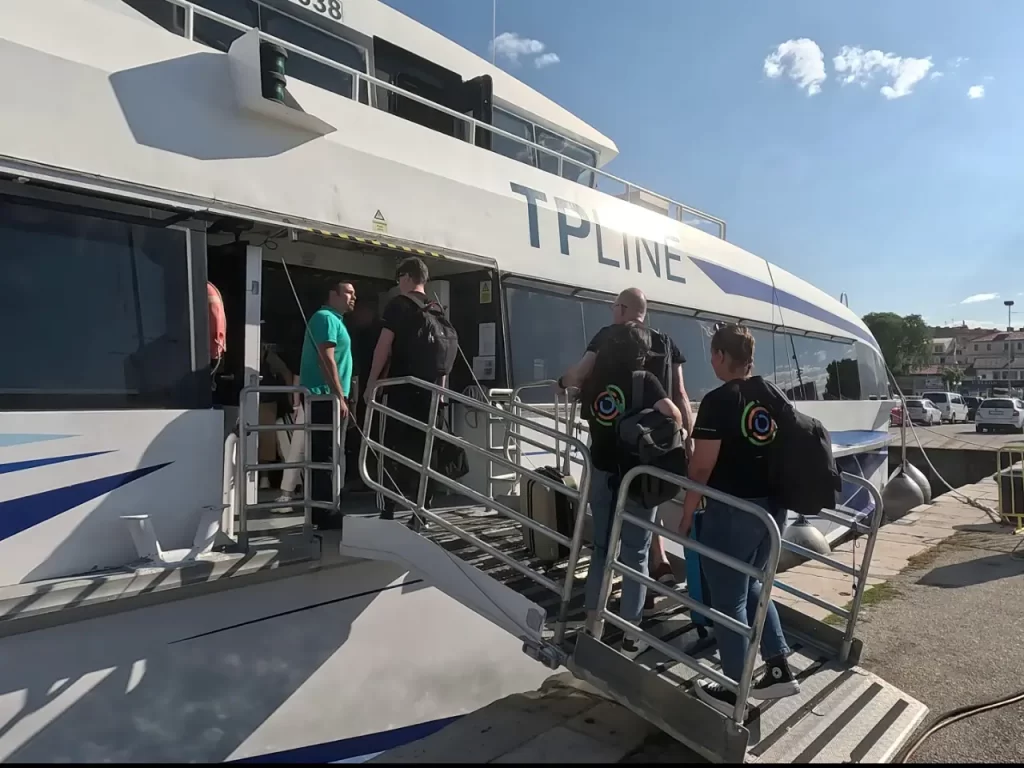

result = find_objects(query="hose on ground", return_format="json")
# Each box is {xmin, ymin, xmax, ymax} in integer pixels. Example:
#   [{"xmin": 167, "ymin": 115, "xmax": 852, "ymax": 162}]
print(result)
[{"xmin": 897, "ymin": 685, "xmax": 1024, "ymax": 762}]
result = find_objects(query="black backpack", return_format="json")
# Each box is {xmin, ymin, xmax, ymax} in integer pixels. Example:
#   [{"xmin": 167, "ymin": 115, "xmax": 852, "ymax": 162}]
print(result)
[
  {"xmin": 616, "ymin": 371, "xmax": 686, "ymax": 508},
  {"xmin": 397, "ymin": 293, "xmax": 459, "ymax": 382},
  {"xmin": 761, "ymin": 381, "xmax": 842, "ymax": 516}
]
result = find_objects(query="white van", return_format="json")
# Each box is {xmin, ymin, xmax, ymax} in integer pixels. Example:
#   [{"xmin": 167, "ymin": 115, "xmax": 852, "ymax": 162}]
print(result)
[{"xmin": 921, "ymin": 391, "xmax": 968, "ymax": 423}]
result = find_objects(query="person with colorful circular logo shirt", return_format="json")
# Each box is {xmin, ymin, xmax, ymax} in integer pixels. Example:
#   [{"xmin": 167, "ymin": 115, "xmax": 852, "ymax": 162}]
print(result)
[
  {"xmin": 679, "ymin": 323, "xmax": 800, "ymax": 716},
  {"xmin": 579, "ymin": 322, "xmax": 682, "ymax": 657}
]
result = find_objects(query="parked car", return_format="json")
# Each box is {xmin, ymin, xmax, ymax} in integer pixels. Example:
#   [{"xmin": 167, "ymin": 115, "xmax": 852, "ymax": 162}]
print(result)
[
  {"xmin": 890, "ymin": 405, "xmax": 904, "ymax": 427},
  {"xmin": 921, "ymin": 391, "xmax": 969, "ymax": 423},
  {"xmin": 975, "ymin": 398, "xmax": 1024, "ymax": 433},
  {"xmin": 965, "ymin": 396, "xmax": 982, "ymax": 421},
  {"xmin": 904, "ymin": 398, "xmax": 942, "ymax": 425}
]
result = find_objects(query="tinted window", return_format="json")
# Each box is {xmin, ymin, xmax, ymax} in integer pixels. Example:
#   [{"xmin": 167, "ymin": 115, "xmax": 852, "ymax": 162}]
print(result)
[
  {"xmin": 123, "ymin": 0, "xmax": 186, "ymax": 34},
  {"xmin": 260, "ymin": 7, "xmax": 365, "ymax": 100},
  {"xmin": 505, "ymin": 287, "xmax": 607, "ymax": 402},
  {"xmin": 535, "ymin": 128, "xmax": 597, "ymax": 186},
  {"xmin": 788, "ymin": 336, "xmax": 861, "ymax": 400},
  {"xmin": 983, "ymin": 399, "xmax": 1015, "ymax": 409},
  {"xmin": 191, "ymin": 0, "xmax": 258, "ymax": 51},
  {"xmin": 856, "ymin": 342, "xmax": 889, "ymax": 399},
  {"xmin": 924, "ymin": 392, "xmax": 948, "ymax": 403},
  {"xmin": 0, "ymin": 200, "xmax": 198, "ymax": 409},
  {"xmin": 491, "ymin": 108, "xmax": 536, "ymax": 167}
]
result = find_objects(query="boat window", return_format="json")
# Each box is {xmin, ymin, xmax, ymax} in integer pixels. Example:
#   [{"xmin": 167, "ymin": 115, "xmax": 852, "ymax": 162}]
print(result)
[
  {"xmin": 124, "ymin": 1, "xmax": 369, "ymax": 101},
  {"xmin": 260, "ymin": 6, "xmax": 366, "ymax": 100},
  {"xmin": 535, "ymin": 127, "xmax": 597, "ymax": 186},
  {"xmin": 0, "ymin": 199, "xmax": 199, "ymax": 410},
  {"xmin": 504, "ymin": 286, "xmax": 609, "ymax": 402},
  {"xmin": 787, "ymin": 336, "xmax": 861, "ymax": 401},
  {"xmin": 122, "ymin": 0, "xmax": 186, "ymax": 34},
  {"xmin": 855, "ymin": 341, "xmax": 889, "ymax": 400},
  {"xmin": 491, "ymin": 108, "xmax": 536, "ymax": 167}
]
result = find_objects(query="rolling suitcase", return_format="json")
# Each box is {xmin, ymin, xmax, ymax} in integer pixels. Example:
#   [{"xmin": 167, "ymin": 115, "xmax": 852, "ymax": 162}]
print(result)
[
  {"xmin": 523, "ymin": 466, "xmax": 577, "ymax": 563},
  {"xmin": 686, "ymin": 509, "xmax": 713, "ymax": 638}
]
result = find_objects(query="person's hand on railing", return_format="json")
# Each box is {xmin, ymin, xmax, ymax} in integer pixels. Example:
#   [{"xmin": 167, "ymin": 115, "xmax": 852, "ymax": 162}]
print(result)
[{"xmin": 338, "ymin": 396, "xmax": 350, "ymax": 422}]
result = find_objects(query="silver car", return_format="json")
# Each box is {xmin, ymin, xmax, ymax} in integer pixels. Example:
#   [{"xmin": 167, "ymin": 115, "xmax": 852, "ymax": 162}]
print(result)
[
  {"xmin": 975, "ymin": 398, "xmax": 1024, "ymax": 433},
  {"xmin": 904, "ymin": 398, "xmax": 941, "ymax": 425}
]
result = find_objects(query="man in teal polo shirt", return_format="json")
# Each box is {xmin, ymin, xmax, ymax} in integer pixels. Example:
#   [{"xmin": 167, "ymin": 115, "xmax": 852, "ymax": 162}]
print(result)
[{"xmin": 300, "ymin": 278, "xmax": 356, "ymax": 528}]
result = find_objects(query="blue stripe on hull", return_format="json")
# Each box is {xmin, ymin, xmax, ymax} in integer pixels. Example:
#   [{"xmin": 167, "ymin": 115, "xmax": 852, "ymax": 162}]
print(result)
[{"xmin": 229, "ymin": 715, "xmax": 463, "ymax": 764}]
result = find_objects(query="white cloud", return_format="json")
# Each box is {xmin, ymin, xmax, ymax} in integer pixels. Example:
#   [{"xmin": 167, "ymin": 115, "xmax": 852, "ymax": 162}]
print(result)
[
  {"xmin": 961, "ymin": 292, "xmax": 999, "ymax": 304},
  {"xmin": 984, "ymin": 75, "xmax": 995, "ymax": 82},
  {"xmin": 534, "ymin": 52, "xmax": 560, "ymax": 69},
  {"xmin": 929, "ymin": 71, "xmax": 944, "ymax": 80},
  {"xmin": 833, "ymin": 46, "xmax": 934, "ymax": 99},
  {"xmin": 950, "ymin": 56, "xmax": 969, "ymax": 69},
  {"xmin": 764, "ymin": 39, "xmax": 827, "ymax": 96},
  {"xmin": 968, "ymin": 84, "xmax": 985, "ymax": 99},
  {"xmin": 491, "ymin": 32, "xmax": 558, "ymax": 68}
]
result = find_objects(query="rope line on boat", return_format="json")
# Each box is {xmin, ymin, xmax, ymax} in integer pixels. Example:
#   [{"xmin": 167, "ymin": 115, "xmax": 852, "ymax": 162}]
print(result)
[{"xmin": 897, "ymin": 685, "xmax": 1024, "ymax": 762}]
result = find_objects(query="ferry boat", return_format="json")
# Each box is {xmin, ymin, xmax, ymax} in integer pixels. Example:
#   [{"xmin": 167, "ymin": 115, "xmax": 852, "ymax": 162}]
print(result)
[{"xmin": 0, "ymin": 0, "xmax": 908, "ymax": 762}]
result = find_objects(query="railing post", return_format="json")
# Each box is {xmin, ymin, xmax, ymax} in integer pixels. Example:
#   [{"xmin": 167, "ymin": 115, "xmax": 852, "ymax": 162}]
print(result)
[
  {"xmin": 587, "ymin": 488, "xmax": 624, "ymax": 641},
  {"xmin": 733, "ymin": 509, "xmax": 781, "ymax": 722},
  {"xmin": 331, "ymin": 395, "xmax": 342, "ymax": 516},
  {"xmin": 416, "ymin": 389, "xmax": 442, "ymax": 511},
  {"xmin": 237, "ymin": 387, "xmax": 250, "ymax": 552},
  {"xmin": 303, "ymin": 394, "xmax": 313, "ymax": 542}
]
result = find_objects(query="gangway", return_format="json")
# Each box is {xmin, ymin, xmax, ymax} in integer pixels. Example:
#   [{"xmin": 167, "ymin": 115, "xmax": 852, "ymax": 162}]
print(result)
[{"xmin": 342, "ymin": 377, "xmax": 927, "ymax": 763}]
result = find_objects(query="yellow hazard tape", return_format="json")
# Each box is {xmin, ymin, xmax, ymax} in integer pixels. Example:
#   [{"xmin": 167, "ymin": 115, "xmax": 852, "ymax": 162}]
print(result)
[{"xmin": 307, "ymin": 228, "xmax": 444, "ymax": 259}]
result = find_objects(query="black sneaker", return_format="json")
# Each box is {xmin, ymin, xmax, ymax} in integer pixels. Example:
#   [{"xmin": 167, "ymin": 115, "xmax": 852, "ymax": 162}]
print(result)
[
  {"xmin": 643, "ymin": 593, "xmax": 659, "ymax": 617},
  {"xmin": 695, "ymin": 681, "xmax": 744, "ymax": 717},
  {"xmin": 620, "ymin": 636, "xmax": 650, "ymax": 658},
  {"xmin": 750, "ymin": 658, "xmax": 800, "ymax": 700}
]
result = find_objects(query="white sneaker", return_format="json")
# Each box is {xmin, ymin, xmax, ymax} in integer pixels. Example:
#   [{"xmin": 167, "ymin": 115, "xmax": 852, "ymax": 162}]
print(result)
[
  {"xmin": 273, "ymin": 493, "xmax": 296, "ymax": 513},
  {"xmin": 620, "ymin": 636, "xmax": 650, "ymax": 659}
]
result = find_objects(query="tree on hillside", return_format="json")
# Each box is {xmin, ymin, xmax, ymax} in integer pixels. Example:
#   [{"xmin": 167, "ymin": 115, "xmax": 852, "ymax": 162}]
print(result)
[
  {"xmin": 862, "ymin": 312, "xmax": 931, "ymax": 375},
  {"xmin": 941, "ymin": 367, "xmax": 963, "ymax": 390}
]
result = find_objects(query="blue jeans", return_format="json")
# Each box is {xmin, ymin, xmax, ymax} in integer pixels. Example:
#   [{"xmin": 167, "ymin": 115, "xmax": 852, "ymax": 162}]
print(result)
[
  {"xmin": 698, "ymin": 497, "xmax": 789, "ymax": 684},
  {"xmin": 584, "ymin": 469, "xmax": 659, "ymax": 624}
]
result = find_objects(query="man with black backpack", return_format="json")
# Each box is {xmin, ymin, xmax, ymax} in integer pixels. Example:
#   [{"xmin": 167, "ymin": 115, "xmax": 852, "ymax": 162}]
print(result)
[
  {"xmin": 365, "ymin": 257, "xmax": 458, "ymax": 528},
  {"xmin": 559, "ymin": 287, "xmax": 694, "ymax": 593}
]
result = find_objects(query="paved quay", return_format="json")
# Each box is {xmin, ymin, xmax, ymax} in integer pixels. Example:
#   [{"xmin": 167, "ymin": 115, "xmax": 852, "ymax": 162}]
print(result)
[
  {"xmin": 377, "ymin": 479, "xmax": 1008, "ymax": 763},
  {"xmin": 889, "ymin": 421, "xmax": 1024, "ymax": 452}
]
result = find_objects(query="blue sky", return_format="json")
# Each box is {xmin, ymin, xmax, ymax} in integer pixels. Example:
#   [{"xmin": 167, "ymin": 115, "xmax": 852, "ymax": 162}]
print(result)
[{"xmin": 382, "ymin": 0, "xmax": 1024, "ymax": 330}]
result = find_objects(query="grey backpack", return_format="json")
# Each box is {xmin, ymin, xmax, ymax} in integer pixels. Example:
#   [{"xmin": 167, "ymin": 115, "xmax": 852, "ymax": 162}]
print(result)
[{"xmin": 615, "ymin": 371, "xmax": 686, "ymax": 507}]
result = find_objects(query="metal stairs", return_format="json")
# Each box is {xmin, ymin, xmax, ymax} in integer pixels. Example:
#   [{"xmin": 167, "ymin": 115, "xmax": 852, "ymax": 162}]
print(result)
[{"xmin": 343, "ymin": 377, "xmax": 928, "ymax": 763}]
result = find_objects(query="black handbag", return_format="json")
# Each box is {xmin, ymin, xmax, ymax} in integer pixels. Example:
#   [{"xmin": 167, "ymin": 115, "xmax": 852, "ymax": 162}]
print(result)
[{"xmin": 434, "ymin": 408, "xmax": 469, "ymax": 480}]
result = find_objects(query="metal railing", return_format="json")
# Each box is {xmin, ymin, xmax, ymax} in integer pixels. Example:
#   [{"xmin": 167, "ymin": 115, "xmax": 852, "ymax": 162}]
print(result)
[
  {"xmin": 995, "ymin": 445, "xmax": 1024, "ymax": 530},
  {"xmin": 360, "ymin": 376, "xmax": 593, "ymax": 646},
  {"xmin": 155, "ymin": 0, "xmax": 726, "ymax": 239},
  {"xmin": 592, "ymin": 468, "xmax": 887, "ymax": 727},
  {"xmin": 501, "ymin": 382, "xmax": 579, "ymax": 483},
  {"xmin": 590, "ymin": 465, "xmax": 783, "ymax": 727},
  {"xmin": 236, "ymin": 385, "xmax": 344, "ymax": 550},
  {"xmin": 773, "ymin": 473, "xmax": 885, "ymax": 663}
]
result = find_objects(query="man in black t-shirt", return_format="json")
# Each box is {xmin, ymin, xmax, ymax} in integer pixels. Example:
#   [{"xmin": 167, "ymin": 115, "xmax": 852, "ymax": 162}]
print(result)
[
  {"xmin": 678, "ymin": 323, "xmax": 799, "ymax": 716},
  {"xmin": 365, "ymin": 257, "xmax": 445, "ymax": 526},
  {"xmin": 558, "ymin": 287, "xmax": 695, "ymax": 589}
]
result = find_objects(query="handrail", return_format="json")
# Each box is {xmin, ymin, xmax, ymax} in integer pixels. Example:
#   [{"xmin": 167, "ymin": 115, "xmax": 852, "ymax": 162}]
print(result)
[
  {"xmin": 160, "ymin": 0, "xmax": 726, "ymax": 239},
  {"xmin": 360, "ymin": 376, "xmax": 593, "ymax": 646},
  {"xmin": 765, "ymin": 473, "xmax": 885, "ymax": 662},
  {"xmin": 236, "ymin": 385, "xmax": 343, "ymax": 550},
  {"xmin": 592, "ymin": 465, "xmax": 782, "ymax": 727}
]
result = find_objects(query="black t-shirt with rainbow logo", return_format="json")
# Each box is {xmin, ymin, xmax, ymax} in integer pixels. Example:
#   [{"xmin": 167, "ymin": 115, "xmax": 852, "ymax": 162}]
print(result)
[
  {"xmin": 582, "ymin": 368, "xmax": 669, "ymax": 473},
  {"xmin": 692, "ymin": 375, "xmax": 779, "ymax": 499}
]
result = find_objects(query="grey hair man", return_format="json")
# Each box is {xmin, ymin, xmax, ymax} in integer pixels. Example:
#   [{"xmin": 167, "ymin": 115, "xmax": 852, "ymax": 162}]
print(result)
[{"xmin": 558, "ymin": 287, "xmax": 695, "ymax": 592}]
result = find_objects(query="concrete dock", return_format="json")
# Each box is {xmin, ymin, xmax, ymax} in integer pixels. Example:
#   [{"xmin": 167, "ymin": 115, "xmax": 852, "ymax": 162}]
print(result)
[{"xmin": 379, "ymin": 477, "xmax": 1009, "ymax": 763}]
